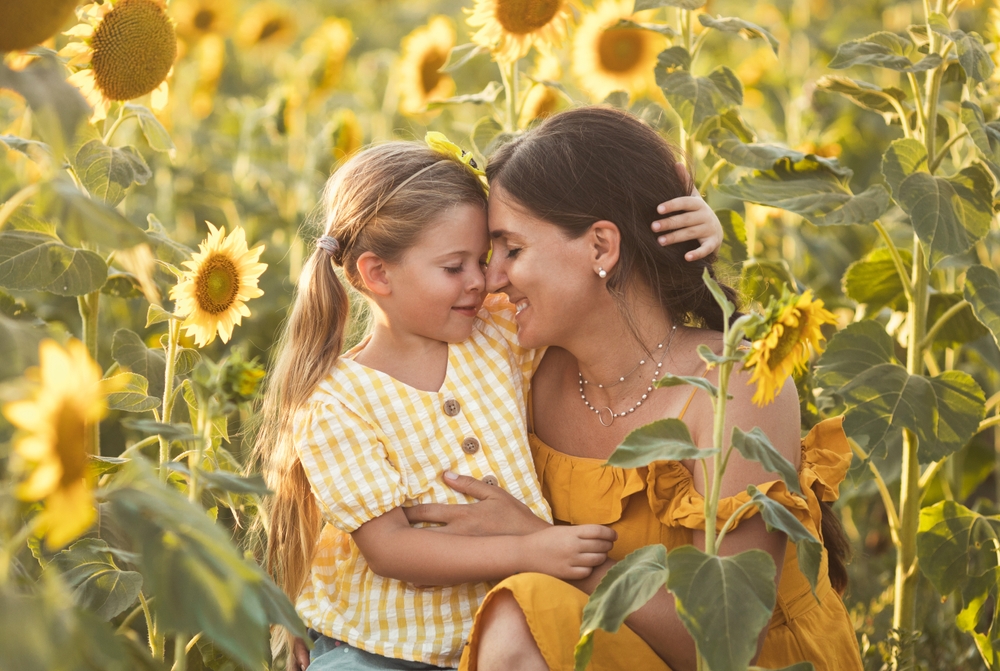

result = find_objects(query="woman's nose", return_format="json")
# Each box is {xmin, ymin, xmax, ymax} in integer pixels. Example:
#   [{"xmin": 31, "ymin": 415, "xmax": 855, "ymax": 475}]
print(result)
[{"xmin": 484, "ymin": 256, "xmax": 507, "ymax": 293}]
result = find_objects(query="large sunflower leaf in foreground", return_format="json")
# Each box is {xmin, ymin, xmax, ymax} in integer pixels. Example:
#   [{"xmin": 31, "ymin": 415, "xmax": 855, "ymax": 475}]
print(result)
[{"xmin": 170, "ymin": 223, "xmax": 267, "ymax": 348}]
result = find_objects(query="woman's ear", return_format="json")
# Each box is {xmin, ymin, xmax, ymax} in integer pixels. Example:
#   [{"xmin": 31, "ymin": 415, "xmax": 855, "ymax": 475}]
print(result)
[
  {"xmin": 356, "ymin": 251, "xmax": 392, "ymax": 296},
  {"xmin": 588, "ymin": 220, "xmax": 621, "ymax": 274}
]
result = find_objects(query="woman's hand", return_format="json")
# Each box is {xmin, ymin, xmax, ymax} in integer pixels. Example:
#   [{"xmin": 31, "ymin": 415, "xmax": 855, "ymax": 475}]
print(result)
[
  {"xmin": 521, "ymin": 524, "xmax": 617, "ymax": 580},
  {"xmin": 291, "ymin": 637, "xmax": 310, "ymax": 670},
  {"xmin": 652, "ymin": 163, "xmax": 723, "ymax": 261},
  {"xmin": 402, "ymin": 471, "xmax": 551, "ymax": 536}
]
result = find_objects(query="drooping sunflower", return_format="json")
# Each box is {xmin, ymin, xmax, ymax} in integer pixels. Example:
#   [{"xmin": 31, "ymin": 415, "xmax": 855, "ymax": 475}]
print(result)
[
  {"xmin": 519, "ymin": 53, "xmax": 563, "ymax": 128},
  {"xmin": 572, "ymin": 0, "xmax": 666, "ymax": 102},
  {"xmin": 330, "ymin": 108, "xmax": 363, "ymax": 161},
  {"xmin": 467, "ymin": 0, "xmax": 572, "ymax": 63},
  {"xmin": 301, "ymin": 17, "xmax": 354, "ymax": 96},
  {"xmin": 0, "ymin": 0, "xmax": 81, "ymax": 52},
  {"xmin": 744, "ymin": 289, "xmax": 837, "ymax": 407},
  {"xmin": 3, "ymin": 339, "xmax": 117, "ymax": 549},
  {"xmin": 235, "ymin": 2, "xmax": 296, "ymax": 50},
  {"xmin": 397, "ymin": 16, "xmax": 456, "ymax": 117},
  {"xmin": 170, "ymin": 223, "xmax": 268, "ymax": 348},
  {"xmin": 60, "ymin": 0, "xmax": 177, "ymax": 122}
]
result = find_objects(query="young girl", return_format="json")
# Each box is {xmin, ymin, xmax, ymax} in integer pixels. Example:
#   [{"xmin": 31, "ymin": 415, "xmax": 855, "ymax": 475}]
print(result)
[{"xmin": 255, "ymin": 139, "xmax": 722, "ymax": 670}]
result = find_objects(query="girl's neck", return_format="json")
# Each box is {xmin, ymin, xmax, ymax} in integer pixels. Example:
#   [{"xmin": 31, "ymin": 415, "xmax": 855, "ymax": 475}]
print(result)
[{"xmin": 352, "ymin": 310, "xmax": 450, "ymax": 393}]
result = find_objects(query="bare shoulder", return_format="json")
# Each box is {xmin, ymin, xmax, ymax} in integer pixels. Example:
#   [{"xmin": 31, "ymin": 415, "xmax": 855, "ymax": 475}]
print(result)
[{"xmin": 725, "ymin": 364, "xmax": 802, "ymax": 465}]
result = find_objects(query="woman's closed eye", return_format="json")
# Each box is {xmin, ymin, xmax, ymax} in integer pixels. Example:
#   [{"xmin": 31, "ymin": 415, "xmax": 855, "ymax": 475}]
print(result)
[{"xmin": 506, "ymin": 247, "xmax": 522, "ymax": 259}]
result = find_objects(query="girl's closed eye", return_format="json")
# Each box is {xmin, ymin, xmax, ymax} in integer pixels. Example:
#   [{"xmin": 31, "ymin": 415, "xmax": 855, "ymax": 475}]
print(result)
[{"xmin": 444, "ymin": 264, "xmax": 464, "ymax": 274}]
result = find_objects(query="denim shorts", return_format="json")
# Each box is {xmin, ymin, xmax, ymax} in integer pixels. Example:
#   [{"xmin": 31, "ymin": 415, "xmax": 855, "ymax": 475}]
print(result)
[{"xmin": 307, "ymin": 630, "xmax": 456, "ymax": 671}]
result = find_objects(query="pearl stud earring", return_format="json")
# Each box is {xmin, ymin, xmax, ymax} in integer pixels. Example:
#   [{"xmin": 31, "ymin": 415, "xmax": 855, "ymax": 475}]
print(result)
[{"xmin": 598, "ymin": 267, "xmax": 607, "ymax": 278}]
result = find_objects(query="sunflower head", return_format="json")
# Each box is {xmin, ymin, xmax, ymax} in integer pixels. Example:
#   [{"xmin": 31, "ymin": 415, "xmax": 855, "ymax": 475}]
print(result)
[
  {"xmin": 60, "ymin": 0, "xmax": 177, "ymax": 121},
  {"xmin": 397, "ymin": 16, "xmax": 456, "ymax": 117},
  {"xmin": 467, "ymin": 0, "xmax": 572, "ymax": 62},
  {"xmin": 572, "ymin": 0, "xmax": 666, "ymax": 102},
  {"xmin": 743, "ymin": 288, "xmax": 837, "ymax": 407},
  {"xmin": 170, "ymin": 223, "xmax": 267, "ymax": 348},
  {"xmin": 0, "ymin": 0, "xmax": 82, "ymax": 52},
  {"xmin": 172, "ymin": 0, "xmax": 233, "ymax": 41},
  {"xmin": 235, "ymin": 2, "xmax": 296, "ymax": 49},
  {"xmin": 330, "ymin": 108, "xmax": 363, "ymax": 161},
  {"xmin": 302, "ymin": 17, "xmax": 354, "ymax": 94},
  {"xmin": 2, "ymin": 339, "xmax": 119, "ymax": 548}
]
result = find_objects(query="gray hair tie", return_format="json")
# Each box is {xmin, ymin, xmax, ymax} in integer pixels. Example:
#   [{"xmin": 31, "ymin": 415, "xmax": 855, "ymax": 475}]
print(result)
[{"xmin": 317, "ymin": 236, "xmax": 340, "ymax": 256}]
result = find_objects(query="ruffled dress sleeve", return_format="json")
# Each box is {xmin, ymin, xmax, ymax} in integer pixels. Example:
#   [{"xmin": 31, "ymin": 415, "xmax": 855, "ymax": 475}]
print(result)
[{"xmin": 646, "ymin": 416, "xmax": 852, "ymax": 540}]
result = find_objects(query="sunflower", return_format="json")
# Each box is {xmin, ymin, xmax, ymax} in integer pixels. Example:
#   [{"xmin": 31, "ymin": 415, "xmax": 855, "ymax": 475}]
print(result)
[
  {"xmin": 189, "ymin": 32, "xmax": 226, "ymax": 119},
  {"xmin": 397, "ymin": 16, "xmax": 456, "ymax": 117},
  {"xmin": 0, "ymin": 0, "xmax": 81, "ymax": 52},
  {"xmin": 170, "ymin": 223, "xmax": 267, "ymax": 348},
  {"xmin": 2, "ymin": 339, "xmax": 118, "ymax": 549},
  {"xmin": 301, "ymin": 17, "xmax": 354, "ymax": 96},
  {"xmin": 519, "ymin": 53, "xmax": 563, "ymax": 128},
  {"xmin": 171, "ymin": 0, "xmax": 233, "ymax": 42},
  {"xmin": 744, "ymin": 289, "xmax": 836, "ymax": 407},
  {"xmin": 235, "ymin": 2, "xmax": 296, "ymax": 50},
  {"xmin": 330, "ymin": 108, "xmax": 362, "ymax": 161},
  {"xmin": 60, "ymin": 0, "xmax": 177, "ymax": 122},
  {"xmin": 572, "ymin": 0, "xmax": 666, "ymax": 102},
  {"xmin": 467, "ymin": 0, "xmax": 572, "ymax": 63}
]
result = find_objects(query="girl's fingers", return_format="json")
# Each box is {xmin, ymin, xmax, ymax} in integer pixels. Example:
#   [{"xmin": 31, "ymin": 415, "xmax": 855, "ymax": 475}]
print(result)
[
  {"xmin": 575, "ymin": 552, "xmax": 610, "ymax": 567},
  {"xmin": 656, "ymin": 196, "xmax": 704, "ymax": 215},
  {"xmin": 577, "ymin": 524, "xmax": 618, "ymax": 541},
  {"xmin": 578, "ymin": 538, "xmax": 615, "ymax": 553},
  {"xmin": 657, "ymin": 225, "xmax": 707, "ymax": 247},
  {"xmin": 652, "ymin": 210, "xmax": 701, "ymax": 232},
  {"xmin": 685, "ymin": 240, "xmax": 718, "ymax": 261}
]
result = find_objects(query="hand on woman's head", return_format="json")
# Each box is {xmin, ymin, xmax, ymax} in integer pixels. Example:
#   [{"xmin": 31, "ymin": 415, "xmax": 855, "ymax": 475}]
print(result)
[{"xmin": 651, "ymin": 163, "xmax": 724, "ymax": 261}]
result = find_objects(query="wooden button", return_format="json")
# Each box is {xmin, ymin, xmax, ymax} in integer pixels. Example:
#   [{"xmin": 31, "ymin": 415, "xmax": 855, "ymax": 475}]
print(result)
[
  {"xmin": 443, "ymin": 398, "xmax": 461, "ymax": 417},
  {"xmin": 482, "ymin": 475, "xmax": 499, "ymax": 486},
  {"xmin": 461, "ymin": 437, "xmax": 480, "ymax": 454}
]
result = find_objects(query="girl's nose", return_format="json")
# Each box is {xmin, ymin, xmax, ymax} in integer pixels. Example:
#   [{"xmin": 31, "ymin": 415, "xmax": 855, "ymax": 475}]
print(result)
[{"xmin": 485, "ymin": 256, "xmax": 506, "ymax": 293}]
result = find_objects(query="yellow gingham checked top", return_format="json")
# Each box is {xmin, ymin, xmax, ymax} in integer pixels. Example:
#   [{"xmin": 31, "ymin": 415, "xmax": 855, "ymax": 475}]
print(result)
[{"xmin": 294, "ymin": 296, "xmax": 552, "ymax": 667}]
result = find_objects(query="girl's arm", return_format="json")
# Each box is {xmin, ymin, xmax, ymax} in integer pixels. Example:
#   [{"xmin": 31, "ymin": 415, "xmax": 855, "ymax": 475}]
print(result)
[
  {"xmin": 352, "ymin": 506, "xmax": 616, "ymax": 585},
  {"xmin": 652, "ymin": 164, "xmax": 724, "ymax": 261}
]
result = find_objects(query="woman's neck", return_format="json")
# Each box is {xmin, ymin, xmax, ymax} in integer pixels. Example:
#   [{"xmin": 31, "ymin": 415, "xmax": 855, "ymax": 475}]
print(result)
[
  {"xmin": 569, "ymin": 296, "xmax": 676, "ymax": 407},
  {"xmin": 352, "ymin": 308, "xmax": 449, "ymax": 392}
]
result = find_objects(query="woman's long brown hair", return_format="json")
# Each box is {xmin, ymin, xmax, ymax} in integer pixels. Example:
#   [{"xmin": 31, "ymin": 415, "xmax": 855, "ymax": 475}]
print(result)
[{"xmin": 486, "ymin": 106, "xmax": 851, "ymax": 592}]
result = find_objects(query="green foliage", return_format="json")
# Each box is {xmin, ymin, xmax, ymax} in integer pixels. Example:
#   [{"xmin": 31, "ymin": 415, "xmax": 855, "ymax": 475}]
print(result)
[
  {"xmin": 605, "ymin": 418, "xmax": 715, "ymax": 468},
  {"xmin": 666, "ymin": 546, "xmax": 777, "ymax": 671},
  {"xmin": 746, "ymin": 485, "xmax": 822, "ymax": 594},
  {"xmin": 574, "ymin": 545, "xmax": 668, "ymax": 671},
  {"xmin": 45, "ymin": 538, "xmax": 143, "ymax": 621},
  {"xmin": 731, "ymin": 427, "xmax": 802, "ymax": 496}
]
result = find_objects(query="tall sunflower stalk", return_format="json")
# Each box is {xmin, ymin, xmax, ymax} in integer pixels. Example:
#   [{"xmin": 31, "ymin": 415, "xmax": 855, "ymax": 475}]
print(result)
[{"xmin": 575, "ymin": 273, "xmax": 835, "ymax": 671}]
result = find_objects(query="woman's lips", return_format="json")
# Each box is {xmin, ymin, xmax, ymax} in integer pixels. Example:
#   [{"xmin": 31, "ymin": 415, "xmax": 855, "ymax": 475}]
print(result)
[{"xmin": 514, "ymin": 300, "xmax": 529, "ymax": 320}]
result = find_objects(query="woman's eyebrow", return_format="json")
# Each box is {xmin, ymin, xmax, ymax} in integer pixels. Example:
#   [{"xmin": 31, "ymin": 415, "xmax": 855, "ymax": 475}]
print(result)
[{"xmin": 490, "ymin": 229, "xmax": 522, "ymax": 240}]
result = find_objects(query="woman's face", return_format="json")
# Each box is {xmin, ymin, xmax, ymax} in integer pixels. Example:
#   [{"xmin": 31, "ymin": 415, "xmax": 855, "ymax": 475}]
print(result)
[{"xmin": 485, "ymin": 188, "xmax": 604, "ymax": 349}]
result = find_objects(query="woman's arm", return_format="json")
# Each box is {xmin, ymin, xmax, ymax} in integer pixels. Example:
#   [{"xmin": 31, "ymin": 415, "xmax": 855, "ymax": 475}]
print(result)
[{"xmin": 352, "ymin": 506, "xmax": 615, "ymax": 585}]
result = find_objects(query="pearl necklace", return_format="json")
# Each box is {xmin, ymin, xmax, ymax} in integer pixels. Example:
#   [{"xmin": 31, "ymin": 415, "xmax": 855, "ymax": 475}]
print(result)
[{"xmin": 579, "ymin": 326, "xmax": 677, "ymax": 427}]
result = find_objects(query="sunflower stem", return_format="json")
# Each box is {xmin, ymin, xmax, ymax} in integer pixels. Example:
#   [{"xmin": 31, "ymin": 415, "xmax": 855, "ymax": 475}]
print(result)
[
  {"xmin": 78, "ymin": 290, "xmax": 101, "ymax": 456},
  {"xmin": 103, "ymin": 105, "xmax": 128, "ymax": 145},
  {"xmin": 172, "ymin": 634, "xmax": 188, "ymax": 671},
  {"xmin": 872, "ymin": 220, "xmax": 914, "ymax": 304},
  {"xmin": 0, "ymin": 182, "xmax": 40, "ymax": 233},
  {"xmin": 189, "ymin": 401, "xmax": 212, "ymax": 504},
  {"xmin": 158, "ymin": 319, "xmax": 181, "ymax": 478}
]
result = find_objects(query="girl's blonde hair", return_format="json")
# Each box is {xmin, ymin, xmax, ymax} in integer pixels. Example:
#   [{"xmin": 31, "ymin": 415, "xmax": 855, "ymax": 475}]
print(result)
[{"xmin": 251, "ymin": 141, "xmax": 487, "ymax": 653}]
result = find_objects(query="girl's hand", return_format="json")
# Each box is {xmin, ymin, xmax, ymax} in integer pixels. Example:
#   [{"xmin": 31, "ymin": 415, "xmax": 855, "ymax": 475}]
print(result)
[
  {"xmin": 291, "ymin": 637, "xmax": 310, "ymax": 670},
  {"xmin": 403, "ymin": 471, "xmax": 551, "ymax": 536},
  {"xmin": 522, "ymin": 524, "xmax": 617, "ymax": 580},
  {"xmin": 652, "ymin": 163, "xmax": 724, "ymax": 261}
]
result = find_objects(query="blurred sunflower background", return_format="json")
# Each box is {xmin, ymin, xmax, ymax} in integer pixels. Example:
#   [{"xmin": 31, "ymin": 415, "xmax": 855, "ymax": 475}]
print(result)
[{"xmin": 3, "ymin": 0, "xmax": 1000, "ymax": 668}]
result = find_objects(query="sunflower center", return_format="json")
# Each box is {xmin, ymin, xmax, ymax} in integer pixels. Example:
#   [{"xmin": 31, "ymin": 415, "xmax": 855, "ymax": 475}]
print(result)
[
  {"xmin": 420, "ymin": 49, "xmax": 447, "ymax": 94},
  {"xmin": 193, "ymin": 9, "xmax": 216, "ymax": 32},
  {"xmin": 258, "ymin": 18, "xmax": 286, "ymax": 42},
  {"xmin": 195, "ymin": 253, "xmax": 240, "ymax": 314},
  {"xmin": 598, "ymin": 29, "xmax": 645, "ymax": 73},
  {"xmin": 495, "ymin": 0, "xmax": 561, "ymax": 35},
  {"xmin": 55, "ymin": 401, "xmax": 90, "ymax": 483},
  {"xmin": 91, "ymin": 0, "xmax": 178, "ymax": 102},
  {"xmin": 766, "ymin": 316, "xmax": 806, "ymax": 371}
]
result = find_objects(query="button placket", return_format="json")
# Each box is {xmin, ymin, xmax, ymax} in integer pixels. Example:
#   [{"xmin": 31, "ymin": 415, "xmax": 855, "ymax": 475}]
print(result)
[
  {"xmin": 443, "ymin": 398, "xmax": 461, "ymax": 417},
  {"xmin": 461, "ymin": 437, "xmax": 480, "ymax": 455}
]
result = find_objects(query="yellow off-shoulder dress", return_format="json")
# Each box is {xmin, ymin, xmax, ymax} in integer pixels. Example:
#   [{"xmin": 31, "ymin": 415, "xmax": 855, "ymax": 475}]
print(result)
[{"xmin": 458, "ymin": 415, "xmax": 863, "ymax": 671}]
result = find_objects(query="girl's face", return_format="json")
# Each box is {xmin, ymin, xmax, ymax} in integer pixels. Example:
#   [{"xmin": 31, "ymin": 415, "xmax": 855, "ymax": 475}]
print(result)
[
  {"xmin": 387, "ymin": 203, "xmax": 489, "ymax": 343},
  {"xmin": 485, "ymin": 188, "xmax": 600, "ymax": 349}
]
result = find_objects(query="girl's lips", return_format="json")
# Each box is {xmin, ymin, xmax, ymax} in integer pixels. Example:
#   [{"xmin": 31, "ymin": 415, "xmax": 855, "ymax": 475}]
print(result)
[{"xmin": 452, "ymin": 306, "xmax": 478, "ymax": 317}]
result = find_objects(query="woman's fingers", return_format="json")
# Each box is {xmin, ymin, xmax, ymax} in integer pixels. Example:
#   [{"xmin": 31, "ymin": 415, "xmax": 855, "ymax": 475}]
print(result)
[
  {"xmin": 402, "ymin": 503, "xmax": 452, "ymax": 525},
  {"xmin": 441, "ymin": 470, "xmax": 500, "ymax": 501},
  {"xmin": 292, "ymin": 637, "xmax": 310, "ymax": 670}
]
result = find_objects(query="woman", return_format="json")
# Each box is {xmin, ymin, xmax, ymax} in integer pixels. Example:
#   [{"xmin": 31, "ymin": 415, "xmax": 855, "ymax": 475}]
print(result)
[{"xmin": 406, "ymin": 107, "xmax": 862, "ymax": 671}]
